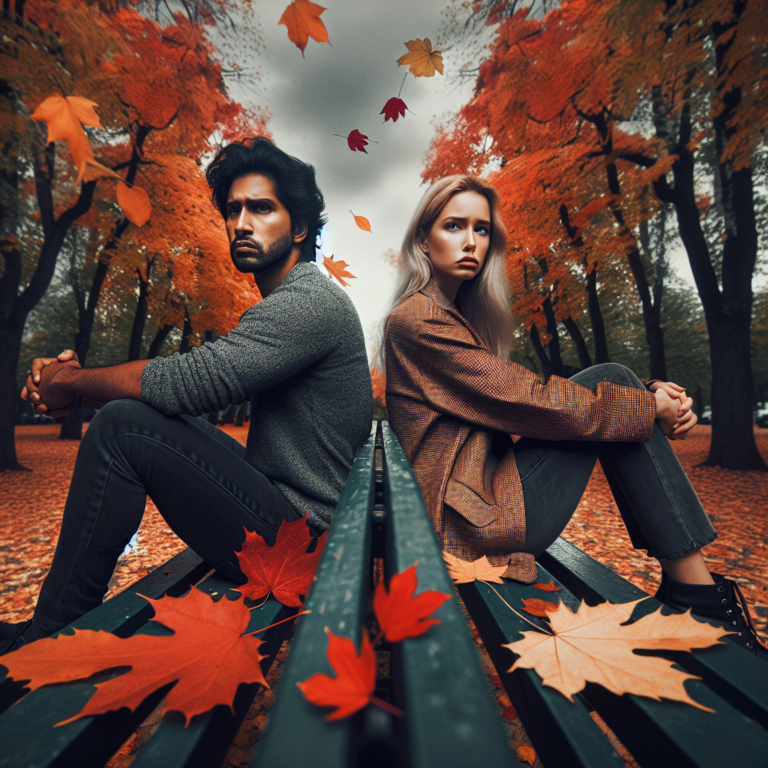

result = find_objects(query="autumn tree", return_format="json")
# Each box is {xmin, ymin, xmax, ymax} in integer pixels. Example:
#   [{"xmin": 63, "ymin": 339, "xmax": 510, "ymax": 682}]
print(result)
[
  {"xmin": 430, "ymin": 0, "xmax": 767, "ymax": 470},
  {"xmin": 0, "ymin": 0, "xmax": 267, "ymax": 465}
]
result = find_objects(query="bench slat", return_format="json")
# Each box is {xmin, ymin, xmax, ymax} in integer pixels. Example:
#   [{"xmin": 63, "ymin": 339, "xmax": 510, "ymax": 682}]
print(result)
[
  {"xmin": 540, "ymin": 537, "xmax": 768, "ymax": 728},
  {"xmin": 252, "ymin": 424, "xmax": 377, "ymax": 768},
  {"xmin": 380, "ymin": 422, "xmax": 517, "ymax": 768}
]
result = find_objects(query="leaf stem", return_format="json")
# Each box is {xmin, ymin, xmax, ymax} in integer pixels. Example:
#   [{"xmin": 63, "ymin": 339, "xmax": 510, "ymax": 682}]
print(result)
[
  {"xmin": 248, "ymin": 593, "xmax": 272, "ymax": 611},
  {"xmin": 371, "ymin": 630, "xmax": 384, "ymax": 648},
  {"xmin": 397, "ymin": 72, "xmax": 408, "ymax": 99},
  {"xmin": 371, "ymin": 695, "xmax": 404, "ymax": 718},
  {"xmin": 482, "ymin": 581, "xmax": 553, "ymax": 635},
  {"xmin": 245, "ymin": 610, "xmax": 311, "ymax": 636}
]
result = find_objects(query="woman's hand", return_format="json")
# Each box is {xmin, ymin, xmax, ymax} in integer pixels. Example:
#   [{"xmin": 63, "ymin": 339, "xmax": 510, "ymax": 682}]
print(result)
[{"xmin": 653, "ymin": 385, "xmax": 698, "ymax": 440}]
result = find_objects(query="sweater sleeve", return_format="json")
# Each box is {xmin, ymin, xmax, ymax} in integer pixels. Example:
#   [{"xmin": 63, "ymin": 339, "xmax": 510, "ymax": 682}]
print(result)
[
  {"xmin": 391, "ymin": 306, "xmax": 656, "ymax": 443},
  {"xmin": 141, "ymin": 281, "xmax": 341, "ymax": 416}
]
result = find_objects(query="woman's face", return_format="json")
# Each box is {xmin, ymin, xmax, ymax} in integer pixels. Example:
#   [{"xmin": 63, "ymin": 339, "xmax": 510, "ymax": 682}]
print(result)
[{"xmin": 419, "ymin": 190, "xmax": 491, "ymax": 301}]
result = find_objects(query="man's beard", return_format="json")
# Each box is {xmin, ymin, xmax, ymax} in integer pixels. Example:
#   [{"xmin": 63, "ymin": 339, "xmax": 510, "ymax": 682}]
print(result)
[{"xmin": 230, "ymin": 231, "xmax": 294, "ymax": 274}]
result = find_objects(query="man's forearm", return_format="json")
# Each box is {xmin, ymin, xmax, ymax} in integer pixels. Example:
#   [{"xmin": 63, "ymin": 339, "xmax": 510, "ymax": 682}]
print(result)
[{"xmin": 52, "ymin": 360, "xmax": 150, "ymax": 404}]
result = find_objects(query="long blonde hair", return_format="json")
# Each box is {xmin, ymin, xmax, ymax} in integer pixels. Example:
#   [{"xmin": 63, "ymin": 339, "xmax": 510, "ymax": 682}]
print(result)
[{"xmin": 381, "ymin": 175, "xmax": 512, "ymax": 360}]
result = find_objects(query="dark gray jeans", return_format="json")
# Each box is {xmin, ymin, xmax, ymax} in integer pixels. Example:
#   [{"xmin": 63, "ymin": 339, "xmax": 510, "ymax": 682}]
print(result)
[
  {"xmin": 519, "ymin": 363, "xmax": 717, "ymax": 559},
  {"xmin": 30, "ymin": 400, "xmax": 301, "ymax": 639}
]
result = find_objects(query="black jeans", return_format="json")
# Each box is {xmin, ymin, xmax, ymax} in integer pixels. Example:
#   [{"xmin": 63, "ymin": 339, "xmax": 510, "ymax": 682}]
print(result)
[
  {"xmin": 30, "ymin": 400, "xmax": 300, "ymax": 639},
  {"xmin": 519, "ymin": 363, "xmax": 717, "ymax": 559}
]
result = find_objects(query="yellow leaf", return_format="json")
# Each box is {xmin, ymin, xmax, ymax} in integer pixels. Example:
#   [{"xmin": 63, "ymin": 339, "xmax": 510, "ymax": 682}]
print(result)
[
  {"xmin": 351, "ymin": 211, "xmax": 372, "ymax": 232},
  {"xmin": 278, "ymin": 0, "xmax": 330, "ymax": 56},
  {"xmin": 505, "ymin": 599, "xmax": 728, "ymax": 710},
  {"xmin": 515, "ymin": 745, "xmax": 537, "ymax": 765},
  {"xmin": 82, "ymin": 159, "xmax": 120, "ymax": 183},
  {"xmin": 442, "ymin": 552, "xmax": 507, "ymax": 584},
  {"xmin": 117, "ymin": 182, "xmax": 152, "ymax": 227},
  {"xmin": 397, "ymin": 38, "xmax": 444, "ymax": 77},
  {"xmin": 323, "ymin": 254, "xmax": 356, "ymax": 287}
]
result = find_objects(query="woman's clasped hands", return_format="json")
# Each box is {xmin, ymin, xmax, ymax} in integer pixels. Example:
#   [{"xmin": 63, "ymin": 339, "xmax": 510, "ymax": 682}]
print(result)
[{"xmin": 649, "ymin": 381, "xmax": 697, "ymax": 440}]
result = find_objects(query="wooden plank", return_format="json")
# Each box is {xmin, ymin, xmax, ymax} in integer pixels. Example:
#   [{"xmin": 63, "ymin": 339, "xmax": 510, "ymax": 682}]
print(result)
[
  {"xmin": 0, "ymin": 549, "xmax": 209, "ymax": 768},
  {"xmin": 457, "ymin": 573, "xmax": 627, "ymax": 768},
  {"xmin": 540, "ymin": 538, "xmax": 768, "ymax": 727},
  {"xmin": 380, "ymin": 422, "xmax": 518, "ymax": 768},
  {"xmin": 251, "ymin": 424, "xmax": 377, "ymax": 768},
  {"xmin": 535, "ymin": 540, "xmax": 768, "ymax": 768}
]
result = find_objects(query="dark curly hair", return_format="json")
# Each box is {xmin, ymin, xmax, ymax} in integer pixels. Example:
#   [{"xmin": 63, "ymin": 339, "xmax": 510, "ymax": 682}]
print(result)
[{"xmin": 205, "ymin": 138, "xmax": 327, "ymax": 262}]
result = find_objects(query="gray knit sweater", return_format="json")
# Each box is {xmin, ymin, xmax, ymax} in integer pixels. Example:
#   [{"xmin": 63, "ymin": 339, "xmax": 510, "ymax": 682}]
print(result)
[{"xmin": 141, "ymin": 263, "xmax": 374, "ymax": 532}]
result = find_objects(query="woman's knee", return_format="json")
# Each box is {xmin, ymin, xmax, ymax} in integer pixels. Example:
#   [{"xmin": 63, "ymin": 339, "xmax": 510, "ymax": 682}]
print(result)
[{"xmin": 571, "ymin": 362, "xmax": 644, "ymax": 390}]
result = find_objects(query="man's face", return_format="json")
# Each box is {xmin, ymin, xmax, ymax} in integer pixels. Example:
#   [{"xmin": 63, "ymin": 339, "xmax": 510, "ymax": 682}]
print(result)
[{"xmin": 225, "ymin": 173, "xmax": 298, "ymax": 274}]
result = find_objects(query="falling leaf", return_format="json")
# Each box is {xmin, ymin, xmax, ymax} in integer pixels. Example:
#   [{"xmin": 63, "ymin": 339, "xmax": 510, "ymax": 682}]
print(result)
[
  {"xmin": 297, "ymin": 629, "xmax": 376, "ymax": 720},
  {"xmin": 346, "ymin": 129, "xmax": 370, "ymax": 153},
  {"xmin": 442, "ymin": 551, "xmax": 507, "ymax": 584},
  {"xmin": 521, "ymin": 597, "xmax": 560, "ymax": 617},
  {"xmin": 323, "ymin": 255, "xmax": 356, "ymax": 287},
  {"xmin": 397, "ymin": 38, "xmax": 444, "ymax": 77},
  {"xmin": 350, "ymin": 211, "xmax": 372, "ymax": 232},
  {"xmin": 31, "ymin": 95, "xmax": 99, "ymax": 185},
  {"xmin": 373, "ymin": 562, "xmax": 451, "ymax": 643},
  {"xmin": 515, "ymin": 745, "xmax": 537, "ymax": 765},
  {"xmin": 117, "ymin": 182, "xmax": 152, "ymax": 226},
  {"xmin": 532, "ymin": 580, "xmax": 562, "ymax": 592},
  {"xmin": 235, "ymin": 515, "xmax": 326, "ymax": 608},
  {"xmin": 278, "ymin": 0, "xmax": 330, "ymax": 56},
  {"xmin": 380, "ymin": 97, "xmax": 408, "ymax": 122},
  {"xmin": 1, "ymin": 588, "xmax": 267, "ymax": 726},
  {"xmin": 505, "ymin": 598, "xmax": 728, "ymax": 709},
  {"xmin": 82, "ymin": 160, "xmax": 121, "ymax": 184}
]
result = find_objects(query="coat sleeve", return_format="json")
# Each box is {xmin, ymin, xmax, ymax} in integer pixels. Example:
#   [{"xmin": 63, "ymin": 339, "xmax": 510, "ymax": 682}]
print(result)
[{"xmin": 391, "ymin": 306, "xmax": 656, "ymax": 443}]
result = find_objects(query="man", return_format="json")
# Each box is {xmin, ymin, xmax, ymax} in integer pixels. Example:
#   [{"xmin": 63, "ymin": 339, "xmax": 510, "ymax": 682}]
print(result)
[{"xmin": 0, "ymin": 138, "xmax": 374, "ymax": 654}]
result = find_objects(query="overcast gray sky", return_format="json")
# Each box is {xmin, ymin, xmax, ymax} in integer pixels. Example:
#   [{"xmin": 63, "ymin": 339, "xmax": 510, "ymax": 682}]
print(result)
[{"xmin": 224, "ymin": 0, "xmax": 477, "ymax": 356}]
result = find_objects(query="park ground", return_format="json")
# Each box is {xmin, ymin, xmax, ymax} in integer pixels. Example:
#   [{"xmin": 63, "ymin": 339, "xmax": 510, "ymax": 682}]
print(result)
[{"xmin": 1, "ymin": 424, "xmax": 766, "ymax": 767}]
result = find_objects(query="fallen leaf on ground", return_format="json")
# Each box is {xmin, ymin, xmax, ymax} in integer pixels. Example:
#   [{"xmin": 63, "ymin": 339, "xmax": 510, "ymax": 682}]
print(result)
[
  {"xmin": 351, "ymin": 211, "xmax": 372, "ymax": 232},
  {"xmin": 297, "ymin": 629, "xmax": 376, "ymax": 720},
  {"xmin": 505, "ymin": 598, "xmax": 728, "ymax": 709},
  {"xmin": 117, "ymin": 182, "xmax": 152, "ymax": 226},
  {"xmin": 516, "ymin": 745, "xmax": 537, "ymax": 765},
  {"xmin": 1, "ymin": 588, "xmax": 267, "ymax": 726},
  {"xmin": 397, "ymin": 38, "xmax": 444, "ymax": 77},
  {"xmin": 346, "ymin": 129, "xmax": 371, "ymax": 152},
  {"xmin": 521, "ymin": 597, "xmax": 560, "ymax": 617},
  {"xmin": 532, "ymin": 580, "xmax": 562, "ymax": 592},
  {"xmin": 442, "ymin": 551, "xmax": 507, "ymax": 584},
  {"xmin": 380, "ymin": 97, "xmax": 407, "ymax": 122},
  {"xmin": 278, "ymin": 0, "xmax": 329, "ymax": 56},
  {"xmin": 373, "ymin": 562, "xmax": 451, "ymax": 642},
  {"xmin": 323, "ymin": 255, "xmax": 356, "ymax": 287},
  {"xmin": 235, "ymin": 515, "xmax": 326, "ymax": 608}
]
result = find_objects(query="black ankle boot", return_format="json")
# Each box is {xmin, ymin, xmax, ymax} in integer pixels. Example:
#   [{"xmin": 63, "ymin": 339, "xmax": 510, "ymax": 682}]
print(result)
[
  {"xmin": 655, "ymin": 572, "xmax": 766, "ymax": 655},
  {"xmin": 0, "ymin": 620, "xmax": 33, "ymax": 656}
]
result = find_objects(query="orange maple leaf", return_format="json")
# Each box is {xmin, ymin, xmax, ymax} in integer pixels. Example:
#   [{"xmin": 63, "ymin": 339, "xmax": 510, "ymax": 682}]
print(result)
[
  {"xmin": 117, "ymin": 182, "xmax": 152, "ymax": 226},
  {"xmin": 351, "ymin": 211, "xmax": 372, "ymax": 232},
  {"xmin": 235, "ymin": 515, "xmax": 326, "ymax": 608},
  {"xmin": 278, "ymin": 0, "xmax": 330, "ymax": 56},
  {"xmin": 297, "ymin": 629, "xmax": 376, "ymax": 720},
  {"xmin": 323, "ymin": 254, "xmax": 356, "ymax": 287},
  {"xmin": 506, "ymin": 598, "xmax": 728, "ymax": 709},
  {"xmin": 532, "ymin": 580, "xmax": 562, "ymax": 592},
  {"xmin": 516, "ymin": 745, "xmax": 537, "ymax": 765},
  {"xmin": 373, "ymin": 563, "xmax": 451, "ymax": 642},
  {"xmin": 397, "ymin": 38, "xmax": 444, "ymax": 77},
  {"xmin": 521, "ymin": 597, "xmax": 559, "ymax": 617},
  {"xmin": 0, "ymin": 588, "xmax": 267, "ymax": 726},
  {"xmin": 442, "ymin": 551, "xmax": 507, "ymax": 584}
]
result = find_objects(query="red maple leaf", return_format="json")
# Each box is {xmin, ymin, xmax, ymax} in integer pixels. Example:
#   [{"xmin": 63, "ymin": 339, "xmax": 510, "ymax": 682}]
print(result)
[
  {"xmin": 235, "ymin": 515, "xmax": 326, "ymax": 607},
  {"xmin": 0, "ymin": 589, "xmax": 267, "ymax": 726},
  {"xmin": 380, "ymin": 97, "xmax": 408, "ymax": 122},
  {"xmin": 297, "ymin": 629, "xmax": 376, "ymax": 720},
  {"xmin": 373, "ymin": 563, "xmax": 451, "ymax": 642},
  {"xmin": 347, "ymin": 129, "xmax": 370, "ymax": 152}
]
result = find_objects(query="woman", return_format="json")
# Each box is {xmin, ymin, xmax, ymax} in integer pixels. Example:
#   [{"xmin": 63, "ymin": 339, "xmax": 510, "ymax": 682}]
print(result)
[{"xmin": 383, "ymin": 175, "xmax": 763, "ymax": 653}]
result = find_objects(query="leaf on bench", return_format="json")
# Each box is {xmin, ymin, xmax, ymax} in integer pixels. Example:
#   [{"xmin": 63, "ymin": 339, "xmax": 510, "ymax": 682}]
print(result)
[
  {"xmin": 374, "ymin": 563, "xmax": 451, "ymax": 643},
  {"xmin": 442, "ymin": 552, "xmax": 508, "ymax": 584},
  {"xmin": 235, "ymin": 515, "xmax": 327, "ymax": 608},
  {"xmin": 531, "ymin": 580, "xmax": 562, "ymax": 592},
  {"xmin": 521, "ymin": 597, "xmax": 560, "ymax": 617},
  {"xmin": 296, "ymin": 629, "xmax": 376, "ymax": 720},
  {"xmin": 505, "ymin": 598, "xmax": 730, "ymax": 710},
  {"xmin": 1, "ymin": 588, "xmax": 268, "ymax": 726}
]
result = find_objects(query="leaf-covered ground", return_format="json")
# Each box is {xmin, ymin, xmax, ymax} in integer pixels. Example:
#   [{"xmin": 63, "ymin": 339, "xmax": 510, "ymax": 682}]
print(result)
[{"xmin": 1, "ymin": 424, "xmax": 766, "ymax": 768}]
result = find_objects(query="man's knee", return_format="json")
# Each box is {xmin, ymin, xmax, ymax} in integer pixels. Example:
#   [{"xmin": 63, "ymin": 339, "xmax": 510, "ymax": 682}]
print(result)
[
  {"xmin": 571, "ymin": 362, "xmax": 643, "ymax": 389},
  {"xmin": 87, "ymin": 399, "xmax": 154, "ymax": 439}
]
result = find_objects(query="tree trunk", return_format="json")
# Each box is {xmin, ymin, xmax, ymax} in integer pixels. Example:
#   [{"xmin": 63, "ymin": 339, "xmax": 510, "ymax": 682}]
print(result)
[
  {"xmin": 563, "ymin": 316, "xmax": 592, "ymax": 370},
  {"xmin": 235, "ymin": 401, "xmax": 248, "ymax": 426},
  {"xmin": 148, "ymin": 324, "xmax": 174, "ymax": 358},
  {"xmin": 0, "ymin": 315, "xmax": 25, "ymax": 470},
  {"xmin": 128, "ymin": 267, "xmax": 150, "ymax": 361},
  {"xmin": 529, "ymin": 325, "xmax": 553, "ymax": 381},
  {"xmin": 541, "ymin": 297, "xmax": 566, "ymax": 377},
  {"xmin": 586, "ymin": 265, "xmax": 610, "ymax": 364}
]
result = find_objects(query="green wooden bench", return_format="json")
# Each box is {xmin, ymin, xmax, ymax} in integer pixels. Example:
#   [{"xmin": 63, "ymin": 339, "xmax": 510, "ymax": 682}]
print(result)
[{"xmin": 2, "ymin": 420, "xmax": 766, "ymax": 767}]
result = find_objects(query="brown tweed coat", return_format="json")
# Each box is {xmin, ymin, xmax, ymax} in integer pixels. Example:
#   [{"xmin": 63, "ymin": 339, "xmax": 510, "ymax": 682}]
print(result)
[{"xmin": 384, "ymin": 281, "xmax": 656, "ymax": 582}]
